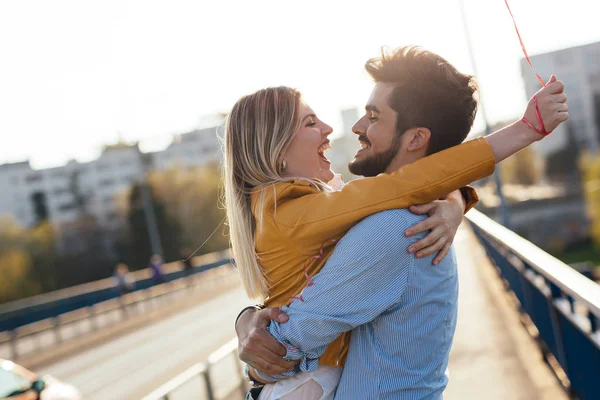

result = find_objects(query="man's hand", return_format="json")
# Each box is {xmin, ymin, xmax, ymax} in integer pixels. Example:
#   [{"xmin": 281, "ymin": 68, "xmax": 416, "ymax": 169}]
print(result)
[
  {"xmin": 522, "ymin": 74, "xmax": 568, "ymax": 137},
  {"xmin": 236, "ymin": 307, "xmax": 298, "ymax": 374},
  {"xmin": 405, "ymin": 190, "xmax": 465, "ymax": 265}
]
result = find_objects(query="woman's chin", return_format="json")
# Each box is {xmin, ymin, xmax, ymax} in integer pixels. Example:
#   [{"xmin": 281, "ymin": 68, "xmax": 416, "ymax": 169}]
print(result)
[{"xmin": 322, "ymin": 170, "xmax": 335, "ymax": 183}]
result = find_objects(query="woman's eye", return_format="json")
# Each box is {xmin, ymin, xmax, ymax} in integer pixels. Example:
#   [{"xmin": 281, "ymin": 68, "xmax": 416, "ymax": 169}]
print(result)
[{"xmin": 306, "ymin": 120, "xmax": 316, "ymax": 126}]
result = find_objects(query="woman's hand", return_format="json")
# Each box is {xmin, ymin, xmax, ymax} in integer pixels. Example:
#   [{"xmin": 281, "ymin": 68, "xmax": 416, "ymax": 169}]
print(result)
[{"xmin": 405, "ymin": 190, "xmax": 465, "ymax": 265}]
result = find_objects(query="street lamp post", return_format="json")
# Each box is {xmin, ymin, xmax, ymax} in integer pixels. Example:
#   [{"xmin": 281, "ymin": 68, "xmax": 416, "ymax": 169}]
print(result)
[
  {"xmin": 140, "ymin": 153, "xmax": 164, "ymax": 258},
  {"xmin": 458, "ymin": 0, "xmax": 512, "ymax": 228}
]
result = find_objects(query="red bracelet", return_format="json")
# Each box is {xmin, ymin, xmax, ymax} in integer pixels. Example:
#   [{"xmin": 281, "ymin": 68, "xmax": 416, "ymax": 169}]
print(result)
[{"xmin": 521, "ymin": 95, "xmax": 551, "ymax": 136}]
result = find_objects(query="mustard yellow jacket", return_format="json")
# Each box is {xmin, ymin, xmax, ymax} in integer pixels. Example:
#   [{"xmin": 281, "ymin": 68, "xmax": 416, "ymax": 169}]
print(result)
[{"xmin": 250, "ymin": 137, "xmax": 495, "ymax": 367}]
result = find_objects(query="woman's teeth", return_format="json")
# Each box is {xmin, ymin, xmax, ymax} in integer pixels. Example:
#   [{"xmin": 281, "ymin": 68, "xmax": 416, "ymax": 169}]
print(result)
[{"xmin": 318, "ymin": 142, "xmax": 331, "ymax": 156}]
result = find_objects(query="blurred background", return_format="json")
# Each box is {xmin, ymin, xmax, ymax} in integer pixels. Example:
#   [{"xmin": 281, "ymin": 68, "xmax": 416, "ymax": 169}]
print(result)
[{"xmin": 1, "ymin": 1, "xmax": 600, "ymax": 399}]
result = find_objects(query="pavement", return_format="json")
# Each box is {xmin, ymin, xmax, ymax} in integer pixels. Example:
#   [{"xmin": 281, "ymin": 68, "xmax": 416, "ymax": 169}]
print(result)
[{"xmin": 445, "ymin": 224, "xmax": 568, "ymax": 400}]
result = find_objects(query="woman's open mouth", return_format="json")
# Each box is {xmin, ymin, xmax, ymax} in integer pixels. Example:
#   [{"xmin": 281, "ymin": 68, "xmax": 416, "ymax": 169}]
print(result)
[{"xmin": 318, "ymin": 141, "xmax": 331, "ymax": 163}]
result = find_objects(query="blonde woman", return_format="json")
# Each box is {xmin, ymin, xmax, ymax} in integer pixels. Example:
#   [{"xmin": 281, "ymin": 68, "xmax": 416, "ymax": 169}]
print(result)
[{"xmin": 226, "ymin": 49, "xmax": 567, "ymax": 400}]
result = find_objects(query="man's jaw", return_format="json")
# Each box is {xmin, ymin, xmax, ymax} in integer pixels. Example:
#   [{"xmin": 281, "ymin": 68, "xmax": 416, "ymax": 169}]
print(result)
[{"xmin": 349, "ymin": 135, "xmax": 403, "ymax": 177}]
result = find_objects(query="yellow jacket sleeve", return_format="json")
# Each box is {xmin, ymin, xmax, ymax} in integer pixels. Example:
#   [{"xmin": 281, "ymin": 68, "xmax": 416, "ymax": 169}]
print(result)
[{"xmin": 269, "ymin": 137, "xmax": 495, "ymax": 248}]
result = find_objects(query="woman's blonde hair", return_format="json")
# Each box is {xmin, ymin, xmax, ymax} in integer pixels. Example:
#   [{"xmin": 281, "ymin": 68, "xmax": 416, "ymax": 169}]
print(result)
[{"xmin": 224, "ymin": 86, "xmax": 307, "ymax": 299}]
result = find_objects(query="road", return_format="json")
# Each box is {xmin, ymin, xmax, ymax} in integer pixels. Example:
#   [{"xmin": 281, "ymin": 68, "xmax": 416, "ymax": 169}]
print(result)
[{"xmin": 36, "ymin": 287, "xmax": 249, "ymax": 400}]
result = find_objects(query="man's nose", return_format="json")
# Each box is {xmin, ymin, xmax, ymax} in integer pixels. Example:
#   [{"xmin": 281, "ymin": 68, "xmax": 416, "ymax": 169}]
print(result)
[{"xmin": 352, "ymin": 117, "xmax": 366, "ymax": 136}]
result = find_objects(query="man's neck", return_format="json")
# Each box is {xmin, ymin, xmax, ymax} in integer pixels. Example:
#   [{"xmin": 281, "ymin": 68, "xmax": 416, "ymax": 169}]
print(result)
[{"xmin": 384, "ymin": 152, "xmax": 423, "ymax": 174}]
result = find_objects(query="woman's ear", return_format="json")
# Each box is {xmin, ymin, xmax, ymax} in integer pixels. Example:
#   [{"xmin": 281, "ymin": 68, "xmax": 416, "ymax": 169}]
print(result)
[{"xmin": 405, "ymin": 127, "xmax": 431, "ymax": 152}]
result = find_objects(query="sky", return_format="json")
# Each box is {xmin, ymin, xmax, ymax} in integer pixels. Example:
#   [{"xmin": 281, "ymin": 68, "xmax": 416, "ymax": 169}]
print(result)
[{"xmin": 1, "ymin": 0, "xmax": 599, "ymax": 169}]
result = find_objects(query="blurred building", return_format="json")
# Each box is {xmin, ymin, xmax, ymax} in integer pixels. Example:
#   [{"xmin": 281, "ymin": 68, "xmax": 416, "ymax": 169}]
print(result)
[
  {"xmin": 151, "ymin": 127, "xmax": 222, "ymax": 171},
  {"xmin": 0, "ymin": 126, "xmax": 222, "ymax": 235},
  {"xmin": 328, "ymin": 107, "xmax": 360, "ymax": 181},
  {"xmin": 521, "ymin": 41, "xmax": 600, "ymax": 156}
]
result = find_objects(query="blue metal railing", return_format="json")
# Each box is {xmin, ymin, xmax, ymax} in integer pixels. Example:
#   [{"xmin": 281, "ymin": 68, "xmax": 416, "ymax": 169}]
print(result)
[
  {"xmin": 0, "ymin": 250, "xmax": 232, "ymax": 332},
  {"xmin": 467, "ymin": 209, "xmax": 600, "ymax": 400}
]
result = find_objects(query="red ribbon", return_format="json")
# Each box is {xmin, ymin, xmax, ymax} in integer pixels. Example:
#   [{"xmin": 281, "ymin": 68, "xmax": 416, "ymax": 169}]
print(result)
[
  {"xmin": 290, "ymin": 239, "xmax": 338, "ymax": 302},
  {"xmin": 504, "ymin": 0, "xmax": 546, "ymax": 88},
  {"xmin": 504, "ymin": 0, "xmax": 551, "ymax": 135},
  {"xmin": 520, "ymin": 96, "xmax": 550, "ymax": 135}
]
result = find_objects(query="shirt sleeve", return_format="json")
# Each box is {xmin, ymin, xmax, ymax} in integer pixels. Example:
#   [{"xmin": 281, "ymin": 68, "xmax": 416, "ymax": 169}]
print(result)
[
  {"xmin": 254, "ymin": 210, "xmax": 419, "ymax": 382},
  {"xmin": 273, "ymin": 137, "xmax": 494, "ymax": 248}
]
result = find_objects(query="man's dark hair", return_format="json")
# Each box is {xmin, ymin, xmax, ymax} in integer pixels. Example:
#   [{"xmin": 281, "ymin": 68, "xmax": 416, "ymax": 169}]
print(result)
[{"xmin": 365, "ymin": 46, "xmax": 479, "ymax": 155}]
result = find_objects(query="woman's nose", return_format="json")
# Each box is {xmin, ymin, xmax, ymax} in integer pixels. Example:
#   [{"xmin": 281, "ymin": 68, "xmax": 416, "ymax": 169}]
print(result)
[{"xmin": 322, "ymin": 122, "xmax": 333, "ymax": 137}]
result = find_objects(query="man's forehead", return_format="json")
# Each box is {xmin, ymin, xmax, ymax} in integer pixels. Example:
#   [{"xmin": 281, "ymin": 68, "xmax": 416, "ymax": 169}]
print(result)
[{"xmin": 366, "ymin": 83, "xmax": 395, "ymax": 111}]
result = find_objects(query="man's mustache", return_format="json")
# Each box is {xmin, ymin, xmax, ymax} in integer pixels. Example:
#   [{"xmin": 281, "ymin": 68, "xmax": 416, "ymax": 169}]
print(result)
[{"xmin": 358, "ymin": 135, "xmax": 371, "ymax": 146}]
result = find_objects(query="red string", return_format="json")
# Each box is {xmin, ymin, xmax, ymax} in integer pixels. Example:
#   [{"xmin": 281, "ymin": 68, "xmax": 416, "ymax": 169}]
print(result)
[
  {"xmin": 504, "ymin": 0, "xmax": 551, "ymax": 135},
  {"xmin": 504, "ymin": 0, "xmax": 546, "ymax": 88},
  {"xmin": 521, "ymin": 96, "xmax": 550, "ymax": 136},
  {"xmin": 290, "ymin": 239, "xmax": 338, "ymax": 302}
]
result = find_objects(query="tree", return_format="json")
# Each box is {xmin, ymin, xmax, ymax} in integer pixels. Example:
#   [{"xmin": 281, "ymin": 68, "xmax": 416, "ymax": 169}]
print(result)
[
  {"xmin": 499, "ymin": 147, "xmax": 543, "ymax": 185},
  {"xmin": 0, "ymin": 217, "xmax": 57, "ymax": 303},
  {"xmin": 125, "ymin": 181, "xmax": 183, "ymax": 269},
  {"xmin": 150, "ymin": 163, "xmax": 228, "ymax": 256},
  {"xmin": 581, "ymin": 152, "xmax": 600, "ymax": 247}
]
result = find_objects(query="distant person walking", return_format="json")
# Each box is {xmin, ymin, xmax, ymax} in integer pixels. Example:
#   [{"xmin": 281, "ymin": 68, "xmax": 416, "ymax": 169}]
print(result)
[
  {"xmin": 114, "ymin": 263, "xmax": 134, "ymax": 295},
  {"xmin": 149, "ymin": 254, "xmax": 166, "ymax": 285}
]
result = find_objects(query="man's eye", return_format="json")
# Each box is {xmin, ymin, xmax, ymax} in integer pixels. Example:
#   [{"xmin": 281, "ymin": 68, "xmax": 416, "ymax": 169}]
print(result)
[{"xmin": 368, "ymin": 116, "xmax": 378, "ymax": 122}]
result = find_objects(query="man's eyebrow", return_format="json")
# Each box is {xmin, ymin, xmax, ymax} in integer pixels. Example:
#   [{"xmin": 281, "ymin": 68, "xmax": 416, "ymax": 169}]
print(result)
[
  {"xmin": 302, "ymin": 113, "xmax": 317, "ymax": 122},
  {"xmin": 365, "ymin": 104, "xmax": 379, "ymax": 113}
]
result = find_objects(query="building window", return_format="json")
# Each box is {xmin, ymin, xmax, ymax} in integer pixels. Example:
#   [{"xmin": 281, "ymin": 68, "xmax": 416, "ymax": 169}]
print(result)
[
  {"xmin": 99, "ymin": 179, "xmax": 114, "ymax": 187},
  {"xmin": 30, "ymin": 191, "xmax": 49, "ymax": 222},
  {"xmin": 59, "ymin": 203, "xmax": 76, "ymax": 212},
  {"xmin": 25, "ymin": 174, "xmax": 43, "ymax": 183}
]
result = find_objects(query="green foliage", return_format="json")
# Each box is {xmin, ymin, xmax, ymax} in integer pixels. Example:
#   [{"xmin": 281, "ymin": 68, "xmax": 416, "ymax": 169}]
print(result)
[
  {"xmin": 499, "ymin": 147, "xmax": 542, "ymax": 185},
  {"xmin": 150, "ymin": 163, "xmax": 228, "ymax": 255},
  {"xmin": 581, "ymin": 152, "xmax": 600, "ymax": 247},
  {"xmin": 0, "ymin": 217, "xmax": 55, "ymax": 303},
  {"xmin": 122, "ymin": 163, "xmax": 227, "ymax": 269}
]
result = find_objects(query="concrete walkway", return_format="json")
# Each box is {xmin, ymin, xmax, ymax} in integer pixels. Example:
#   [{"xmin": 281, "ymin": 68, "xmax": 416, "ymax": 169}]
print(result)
[{"xmin": 445, "ymin": 224, "xmax": 568, "ymax": 400}]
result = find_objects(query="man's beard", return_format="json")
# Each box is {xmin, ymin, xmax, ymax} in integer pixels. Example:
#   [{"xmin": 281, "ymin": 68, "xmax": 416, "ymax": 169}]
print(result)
[{"xmin": 348, "ymin": 135, "xmax": 402, "ymax": 177}]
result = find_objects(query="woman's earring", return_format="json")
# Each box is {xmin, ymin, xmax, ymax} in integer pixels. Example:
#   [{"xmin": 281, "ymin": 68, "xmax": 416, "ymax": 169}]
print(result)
[{"xmin": 282, "ymin": 160, "xmax": 287, "ymax": 170}]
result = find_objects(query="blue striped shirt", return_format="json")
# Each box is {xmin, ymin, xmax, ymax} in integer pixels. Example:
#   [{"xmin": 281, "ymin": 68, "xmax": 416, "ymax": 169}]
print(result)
[{"xmin": 264, "ymin": 209, "xmax": 459, "ymax": 399}]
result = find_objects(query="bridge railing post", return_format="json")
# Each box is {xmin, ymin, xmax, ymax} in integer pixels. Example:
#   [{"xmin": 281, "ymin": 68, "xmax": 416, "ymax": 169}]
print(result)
[
  {"xmin": 10, "ymin": 330, "xmax": 18, "ymax": 360},
  {"xmin": 589, "ymin": 310, "xmax": 598, "ymax": 335},
  {"xmin": 548, "ymin": 282, "xmax": 569, "ymax": 376},
  {"xmin": 235, "ymin": 355, "xmax": 246, "ymax": 398},
  {"xmin": 53, "ymin": 316, "xmax": 62, "ymax": 344},
  {"xmin": 203, "ymin": 365, "xmax": 215, "ymax": 400},
  {"xmin": 88, "ymin": 305, "xmax": 97, "ymax": 331}
]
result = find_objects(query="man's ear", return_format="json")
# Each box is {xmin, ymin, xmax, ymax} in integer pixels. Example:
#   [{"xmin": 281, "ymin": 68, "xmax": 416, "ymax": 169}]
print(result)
[{"xmin": 405, "ymin": 127, "xmax": 431, "ymax": 152}]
